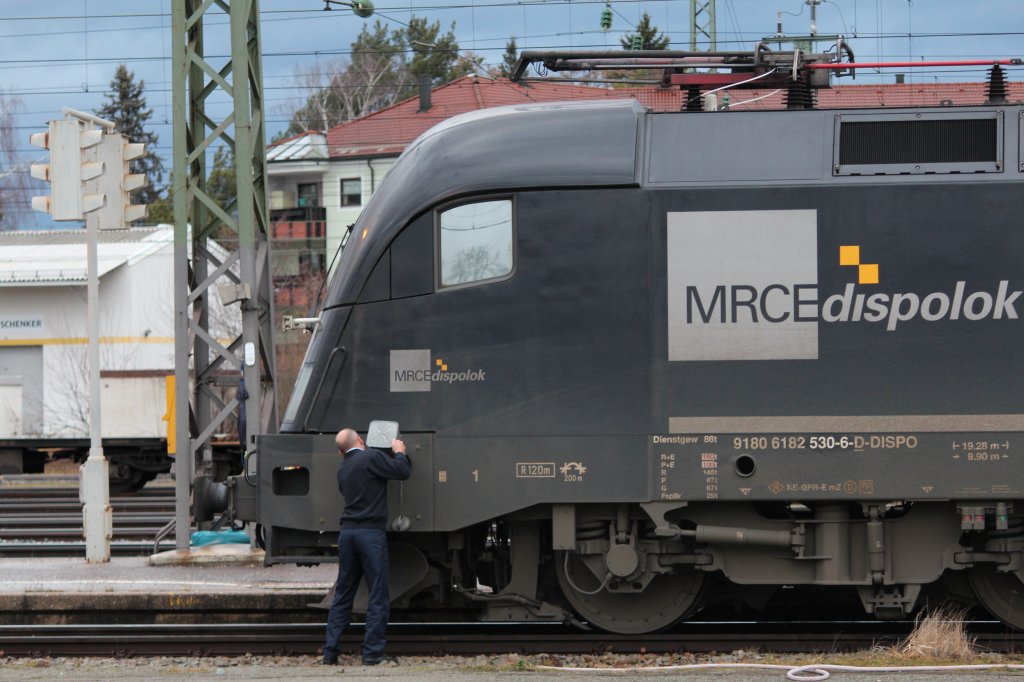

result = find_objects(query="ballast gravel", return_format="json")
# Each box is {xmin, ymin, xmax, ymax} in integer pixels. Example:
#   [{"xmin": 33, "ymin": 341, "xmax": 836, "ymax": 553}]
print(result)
[{"xmin": 2, "ymin": 652, "xmax": 1024, "ymax": 681}]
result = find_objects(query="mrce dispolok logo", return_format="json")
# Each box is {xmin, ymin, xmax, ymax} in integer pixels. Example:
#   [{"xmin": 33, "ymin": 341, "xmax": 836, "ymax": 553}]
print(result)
[
  {"xmin": 390, "ymin": 349, "xmax": 487, "ymax": 392},
  {"xmin": 667, "ymin": 210, "xmax": 1022, "ymax": 362}
]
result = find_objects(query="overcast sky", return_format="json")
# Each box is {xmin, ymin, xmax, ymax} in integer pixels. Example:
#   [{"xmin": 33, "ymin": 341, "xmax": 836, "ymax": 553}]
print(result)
[{"xmin": 2, "ymin": 0, "xmax": 1023, "ymax": 204}]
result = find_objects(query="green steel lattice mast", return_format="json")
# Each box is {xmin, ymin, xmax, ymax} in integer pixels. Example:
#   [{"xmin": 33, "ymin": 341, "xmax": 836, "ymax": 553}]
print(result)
[
  {"xmin": 171, "ymin": 0, "xmax": 278, "ymax": 550},
  {"xmin": 690, "ymin": 0, "xmax": 717, "ymax": 51}
]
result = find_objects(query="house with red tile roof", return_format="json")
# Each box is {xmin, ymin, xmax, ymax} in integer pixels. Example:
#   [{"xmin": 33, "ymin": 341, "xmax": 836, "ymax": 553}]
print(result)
[{"xmin": 268, "ymin": 76, "xmax": 640, "ymax": 261}]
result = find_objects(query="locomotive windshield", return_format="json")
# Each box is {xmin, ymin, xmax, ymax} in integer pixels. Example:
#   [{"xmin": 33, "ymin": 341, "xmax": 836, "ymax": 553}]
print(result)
[{"xmin": 438, "ymin": 199, "xmax": 514, "ymax": 288}]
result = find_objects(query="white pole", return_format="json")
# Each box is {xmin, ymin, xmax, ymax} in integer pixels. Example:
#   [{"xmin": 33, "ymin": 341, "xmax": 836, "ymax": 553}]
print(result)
[{"xmin": 80, "ymin": 205, "xmax": 112, "ymax": 562}]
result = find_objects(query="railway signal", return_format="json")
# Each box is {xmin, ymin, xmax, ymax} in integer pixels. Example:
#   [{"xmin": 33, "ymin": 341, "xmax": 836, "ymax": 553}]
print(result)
[
  {"xmin": 87, "ymin": 133, "xmax": 147, "ymax": 230},
  {"xmin": 29, "ymin": 119, "xmax": 103, "ymax": 220},
  {"xmin": 29, "ymin": 108, "xmax": 128, "ymax": 562},
  {"xmin": 30, "ymin": 118, "xmax": 148, "ymax": 229}
]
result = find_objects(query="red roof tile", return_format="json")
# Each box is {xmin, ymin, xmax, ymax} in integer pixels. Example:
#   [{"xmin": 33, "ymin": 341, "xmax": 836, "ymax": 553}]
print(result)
[
  {"xmin": 327, "ymin": 76, "xmax": 628, "ymax": 158},
  {"xmin": 325, "ymin": 76, "xmax": 1024, "ymax": 159}
]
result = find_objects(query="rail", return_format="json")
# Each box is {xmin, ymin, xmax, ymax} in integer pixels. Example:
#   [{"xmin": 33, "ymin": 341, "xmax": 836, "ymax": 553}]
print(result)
[{"xmin": 0, "ymin": 620, "xmax": 1019, "ymax": 657}]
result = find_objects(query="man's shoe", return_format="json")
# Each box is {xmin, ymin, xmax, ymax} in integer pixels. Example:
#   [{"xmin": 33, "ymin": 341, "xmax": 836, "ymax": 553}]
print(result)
[
  {"xmin": 321, "ymin": 656, "xmax": 340, "ymax": 665},
  {"xmin": 363, "ymin": 655, "xmax": 398, "ymax": 666}
]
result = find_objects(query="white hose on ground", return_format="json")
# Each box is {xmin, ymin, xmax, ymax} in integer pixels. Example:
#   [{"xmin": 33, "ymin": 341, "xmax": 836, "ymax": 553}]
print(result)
[{"xmin": 535, "ymin": 662, "xmax": 1024, "ymax": 681}]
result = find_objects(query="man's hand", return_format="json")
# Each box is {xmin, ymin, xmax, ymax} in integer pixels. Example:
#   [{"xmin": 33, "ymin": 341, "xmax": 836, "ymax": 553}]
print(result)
[{"xmin": 392, "ymin": 438, "xmax": 407, "ymax": 454}]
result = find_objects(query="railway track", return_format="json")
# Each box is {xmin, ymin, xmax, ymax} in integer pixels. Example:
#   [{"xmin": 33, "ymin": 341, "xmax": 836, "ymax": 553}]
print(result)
[
  {"xmin": 0, "ymin": 621, "xmax": 1021, "ymax": 657},
  {"xmin": 1, "ymin": 477, "xmax": 1019, "ymax": 661},
  {"xmin": 0, "ymin": 481, "xmax": 177, "ymax": 556}
]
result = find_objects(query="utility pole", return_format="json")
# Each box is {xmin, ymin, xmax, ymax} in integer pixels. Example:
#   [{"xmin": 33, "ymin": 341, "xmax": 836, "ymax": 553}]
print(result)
[{"xmin": 171, "ymin": 0, "xmax": 278, "ymax": 551}]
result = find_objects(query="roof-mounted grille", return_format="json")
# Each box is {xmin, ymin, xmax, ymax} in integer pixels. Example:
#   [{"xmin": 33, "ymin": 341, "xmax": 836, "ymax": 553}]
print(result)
[{"xmin": 834, "ymin": 112, "xmax": 1002, "ymax": 175}]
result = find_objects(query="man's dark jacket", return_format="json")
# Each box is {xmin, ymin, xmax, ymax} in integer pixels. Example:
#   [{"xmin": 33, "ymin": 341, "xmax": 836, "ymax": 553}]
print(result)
[{"xmin": 338, "ymin": 447, "xmax": 411, "ymax": 530}]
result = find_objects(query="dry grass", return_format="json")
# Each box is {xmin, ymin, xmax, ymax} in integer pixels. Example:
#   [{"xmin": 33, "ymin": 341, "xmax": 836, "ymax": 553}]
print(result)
[{"xmin": 896, "ymin": 606, "xmax": 977, "ymax": 660}]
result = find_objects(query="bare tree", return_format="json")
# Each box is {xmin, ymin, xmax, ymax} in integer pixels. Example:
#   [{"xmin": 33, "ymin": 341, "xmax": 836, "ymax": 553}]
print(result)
[
  {"xmin": 0, "ymin": 391, "xmax": 22, "ymax": 435},
  {"xmin": 279, "ymin": 53, "xmax": 408, "ymax": 134},
  {"xmin": 336, "ymin": 49, "xmax": 408, "ymax": 120},
  {"xmin": 0, "ymin": 92, "xmax": 38, "ymax": 230},
  {"xmin": 43, "ymin": 312, "xmax": 138, "ymax": 437},
  {"xmin": 277, "ymin": 57, "xmax": 348, "ymax": 134},
  {"xmin": 446, "ymin": 244, "xmax": 508, "ymax": 284},
  {"xmin": 281, "ymin": 17, "xmax": 477, "ymax": 136}
]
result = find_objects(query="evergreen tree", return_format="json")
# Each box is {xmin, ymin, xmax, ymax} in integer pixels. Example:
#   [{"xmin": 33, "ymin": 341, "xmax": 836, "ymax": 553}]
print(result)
[
  {"xmin": 143, "ymin": 148, "xmax": 235, "ymax": 228},
  {"xmin": 146, "ymin": 193, "xmax": 173, "ymax": 224},
  {"xmin": 207, "ymin": 146, "xmax": 237, "ymax": 216},
  {"xmin": 620, "ymin": 13, "xmax": 670, "ymax": 50},
  {"xmin": 599, "ymin": 13, "xmax": 671, "ymax": 87},
  {"xmin": 407, "ymin": 18, "xmax": 473, "ymax": 83},
  {"xmin": 497, "ymin": 37, "xmax": 519, "ymax": 79},
  {"xmin": 96, "ymin": 65, "xmax": 165, "ymax": 207}
]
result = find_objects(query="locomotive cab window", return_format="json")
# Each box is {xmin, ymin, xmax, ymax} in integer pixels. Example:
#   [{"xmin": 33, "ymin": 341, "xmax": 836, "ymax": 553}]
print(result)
[{"xmin": 438, "ymin": 199, "xmax": 514, "ymax": 288}]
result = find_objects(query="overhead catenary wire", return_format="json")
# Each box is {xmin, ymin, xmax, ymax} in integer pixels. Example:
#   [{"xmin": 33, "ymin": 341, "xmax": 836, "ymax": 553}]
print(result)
[
  {"xmin": 2, "ymin": 0, "xmax": 1024, "ymax": 60},
  {"xmin": 2, "ymin": 63, "xmax": 1016, "ymax": 140},
  {"xmin": 2, "ymin": 2, "xmax": 1023, "ymax": 157}
]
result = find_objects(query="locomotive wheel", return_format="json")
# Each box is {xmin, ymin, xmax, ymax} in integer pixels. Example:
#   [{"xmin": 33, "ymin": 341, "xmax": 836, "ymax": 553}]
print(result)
[
  {"xmin": 555, "ymin": 550, "xmax": 706, "ymax": 634},
  {"xmin": 969, "ymin": 566, "xmax": 1024, "ymax": 629}
]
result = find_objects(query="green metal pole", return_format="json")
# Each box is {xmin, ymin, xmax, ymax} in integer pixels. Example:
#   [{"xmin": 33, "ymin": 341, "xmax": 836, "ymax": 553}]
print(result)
[
  {"xmin": 172, "ymin": 0, "xmax": 277, "ymax": 552},
  {"xmin": 171, "ymin": 0, "xmax": 191, "ymax": 552},
  {"xmin": 690, "ymin": 0, "xmax": 717, "ymax": 52}
]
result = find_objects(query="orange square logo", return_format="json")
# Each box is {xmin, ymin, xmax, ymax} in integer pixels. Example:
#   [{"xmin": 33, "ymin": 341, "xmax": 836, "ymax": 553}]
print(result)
[{"xmin": 839, "ymin": 245, "xmax": 860, "ymax": 266}]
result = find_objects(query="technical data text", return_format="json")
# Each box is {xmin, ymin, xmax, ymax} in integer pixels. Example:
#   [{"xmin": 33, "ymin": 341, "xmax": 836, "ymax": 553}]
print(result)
[
  {"xmin": 731, "ymin": 435, "xmax": 919, "ymax": 452},
  {"xmin": 649, "ymin": 431, "xmax": 1024, "ymax": 501}
]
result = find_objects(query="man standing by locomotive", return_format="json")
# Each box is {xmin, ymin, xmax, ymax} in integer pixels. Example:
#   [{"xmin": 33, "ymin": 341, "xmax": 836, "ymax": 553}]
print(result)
[{"xmin": 322, "ymin": 428, "xmax": 411, "ymax": 666}]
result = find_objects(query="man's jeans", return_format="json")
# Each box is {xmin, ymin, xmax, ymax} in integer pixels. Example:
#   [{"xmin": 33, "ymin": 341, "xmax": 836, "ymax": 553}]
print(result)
[{"xmin": 323, "ymin": 528, "xmax": 390, "ymax": 662}]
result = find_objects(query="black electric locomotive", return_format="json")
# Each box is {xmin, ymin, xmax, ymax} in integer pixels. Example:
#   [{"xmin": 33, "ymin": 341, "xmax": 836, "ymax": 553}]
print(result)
[{"xmin": 230, "ymin": 49, "xmax": 1024, "ymax": 633}]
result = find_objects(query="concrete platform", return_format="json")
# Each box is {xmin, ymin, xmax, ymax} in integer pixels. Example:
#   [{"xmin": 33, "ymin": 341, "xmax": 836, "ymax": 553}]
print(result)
[{"xmin": 0, "ymin": 555, "xmax": 336, "ymax": 625}]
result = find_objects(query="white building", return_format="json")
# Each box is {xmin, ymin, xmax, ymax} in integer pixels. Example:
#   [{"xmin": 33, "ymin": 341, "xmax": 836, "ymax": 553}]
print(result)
[
  {"xmin": 0, "ymin": 227, "xmax": 176, "ymax": 439},
  {"xmin": 267, "ymin": 130, "xmax": 391, "ymax": 267}
]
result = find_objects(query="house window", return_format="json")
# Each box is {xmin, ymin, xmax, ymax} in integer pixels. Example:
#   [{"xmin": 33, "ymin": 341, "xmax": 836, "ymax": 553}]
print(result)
[
  {"xmin": 340, "ymin": 178, "xmax": 361, "ymax": 207},
  {"xmin": 438, "ymin": 199, "xmax": 514, "ymax": 289},
  {"xmin": 296, "ymin": 182, "xmax": 320, "ymax": 208}
]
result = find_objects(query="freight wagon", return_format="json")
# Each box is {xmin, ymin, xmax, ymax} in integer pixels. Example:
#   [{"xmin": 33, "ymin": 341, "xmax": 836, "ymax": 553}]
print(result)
[{"xmin": 0, "ymin": 228, "xmax": 238, "ymax": 491}]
